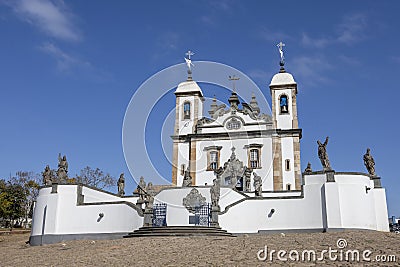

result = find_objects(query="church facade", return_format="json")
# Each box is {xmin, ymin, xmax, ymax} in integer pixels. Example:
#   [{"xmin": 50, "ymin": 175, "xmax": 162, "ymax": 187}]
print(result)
[
  {"xmin": 29, "ymin": 52, "xmax": 390, "ymax": 245},
  {"xmin": 172, "ymin": 67, "xmax": 301, "ymax": 193}
]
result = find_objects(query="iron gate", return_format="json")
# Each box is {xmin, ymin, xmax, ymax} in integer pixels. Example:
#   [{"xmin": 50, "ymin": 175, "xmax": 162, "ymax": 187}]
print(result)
[
  {"xmin": 152, "ymin": 203, "xmax": 167, "ymax": 227},
  {"xmin": 194, "ymin": 203, "xmax": 211, "ymax": 226}
]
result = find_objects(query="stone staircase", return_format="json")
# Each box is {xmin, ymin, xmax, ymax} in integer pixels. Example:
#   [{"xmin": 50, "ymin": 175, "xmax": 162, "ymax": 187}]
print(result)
[{"xmin": 124, "ymin": 226, "xmax": 236, "ymax": 237}]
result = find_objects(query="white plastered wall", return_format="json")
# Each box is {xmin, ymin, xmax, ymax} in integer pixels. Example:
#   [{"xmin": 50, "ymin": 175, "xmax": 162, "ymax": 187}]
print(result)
[
  {"xmin": 274, "ymin": 88, "xmax": 293, "ymax": 130},
  {"xmin": 31, "ymin": 185, "xmax": 143, "ymax": 237},
  {"xmin": 176, "ymin": 142, "xmax": 190, "ymax": 187},
  {"xmin": 194, "ymin": 137, "xmax": 273, "ymax": 190},
  {"xmin": 176, "ymin": 95, "xmax": 203, "ymax": 136},
  {"xmin": 281, "ymin": 136, "xmax": 295, "ymax": 189}
]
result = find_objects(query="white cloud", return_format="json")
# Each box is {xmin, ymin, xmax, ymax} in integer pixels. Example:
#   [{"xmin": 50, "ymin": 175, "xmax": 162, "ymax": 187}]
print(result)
[
  {"xmin": 301, "ymin": 33, "xmax": 332, "ymax": 49},
  {"xmin": 338, "ymin": 55, "xmax": 361, "ymax": 66},
  {"xmin": 39, "ymin": 42, "xmax": 89, "ymax": 71},
  {"xmin": 39, "ymin": 42, "xmax": 112, "ymax": 82},
  {"xmin": 160, "ymin": 32, "xmax": 180, "ymax": 50},
  {"xmin": 336, "ymin": 14, "xmax": 367, "ymax": 45},
  {"xmin": 5, "ymin": 0, "xmax": 80, "ymax": 42},
  {"xmin": 301, "ymin": 13, "xmax": 368, "ymax": 48},
  {"xmin": 208, "ymin": 0, "xmax": 234, "ymax": 13},
  {"xmin": 151, "ymin": 31, "xmax": 181, "ymax": 60},
  {"xmin": 290, "ymin": 55, "xmax": 333, "ymax": 88},
  {"xmin": 199, "ymin": 15, "xmax": 215, "ymax": 26},
  {"xmin": 247, "ymin": 69, "xmax": 272, "ymax": 80}
]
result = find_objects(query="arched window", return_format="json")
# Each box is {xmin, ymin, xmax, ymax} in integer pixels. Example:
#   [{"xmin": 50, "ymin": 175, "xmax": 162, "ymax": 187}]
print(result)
[
  {"xmin": 279, "ymin": 95, "xmax": 289, "ymax": 114},
  {"xmin": 183, "ymin": 102, "xmax": 191, "ymax": 119}
]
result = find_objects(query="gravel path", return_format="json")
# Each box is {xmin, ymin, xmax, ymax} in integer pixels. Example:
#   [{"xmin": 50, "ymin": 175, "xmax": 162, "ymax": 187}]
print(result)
[{"xmin": 1, "ymin": 231, "xmax": 399, "ymax": 266}]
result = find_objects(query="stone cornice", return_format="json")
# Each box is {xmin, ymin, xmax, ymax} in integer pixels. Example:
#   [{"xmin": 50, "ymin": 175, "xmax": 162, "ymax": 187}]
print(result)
[
  {"xmin": 174, "ymin": 91, "xmax": 203, "ymax": 97},
  {"xmin": 171, "ymin": 128, "xmax": 302, "ymax": 141},
  {"xmin": 303, "ymin": 170, "xmax": 371, "ymax": 177},
  {"xmin": 269, "ymin": 84, "xmax": 298, "ymax": 95}
]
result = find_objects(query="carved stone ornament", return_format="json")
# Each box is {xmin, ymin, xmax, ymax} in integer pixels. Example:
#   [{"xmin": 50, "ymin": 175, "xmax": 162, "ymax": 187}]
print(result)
[
  {"xmin": 304, "ymin": 162, "xmax": 313, "ymax": 174},
  {"xmin": 206, "ymin": 94, "xmax": 271, "ymax": 122},
  {"xmin": 217, "ymin": 147, "xmax": 250, "ymax": 188},
  {"xmin": 182, "ymin": 188, "xmax": 207, "ymax": 214}
]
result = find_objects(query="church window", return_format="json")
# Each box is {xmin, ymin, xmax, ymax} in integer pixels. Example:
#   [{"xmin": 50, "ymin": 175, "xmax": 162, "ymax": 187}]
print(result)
[
  {"xmin": 204, "ymin": 146, "xmax": 222, "ymax": 171},
  {"xmin": 244, "ymin": 144, "xmax": 263, "ymax": 169},
  {"xmin": 250, "ymin": 149, "xmax": 260, "ymax": 169},
  {"xmin": 285, "ymin": 159, "xmax": 290, "ymax": 171},
  {"xmin": 279, "ymin": 95, "xmax": 289, "ymax": 114},
  {"xmin": 226, "ymin": 118, "xmax": 241, "ymax": 130},
  {"xmin": 210, "ymin": 151, "xmax": 218, "ymax": 170},
  {"xmin": 183, "ymin": 102, "xmax": 191, "ymax": 119}
]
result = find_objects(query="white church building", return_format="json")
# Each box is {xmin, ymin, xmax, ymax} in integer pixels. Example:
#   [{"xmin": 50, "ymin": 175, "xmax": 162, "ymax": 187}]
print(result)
[{"xmin": 29, "ymin": 50, "xmax": 389, "ymax": 245}]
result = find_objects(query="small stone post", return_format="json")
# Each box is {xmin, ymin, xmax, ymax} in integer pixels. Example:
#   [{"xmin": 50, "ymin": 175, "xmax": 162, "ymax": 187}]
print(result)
[
  {"xmin": 143, "ymin": 207, "xmax": 153, "ymax": 227},
  {"xmin": 210, "ymin": 179, "xmax": 220, "ymax": 227},
  {"xmin": 210, "ymin": 205, "xmax": 220, "ymax": 227}
]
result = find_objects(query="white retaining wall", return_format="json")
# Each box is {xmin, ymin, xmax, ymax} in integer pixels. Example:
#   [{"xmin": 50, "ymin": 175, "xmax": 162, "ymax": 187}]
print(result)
[
  {"xmin": 31, "ymin": 185, "xmax": 143, "ymax": 240},
  {"xmin": 30, "ymin": 172, "xmax": 389, "ymax": 245}
]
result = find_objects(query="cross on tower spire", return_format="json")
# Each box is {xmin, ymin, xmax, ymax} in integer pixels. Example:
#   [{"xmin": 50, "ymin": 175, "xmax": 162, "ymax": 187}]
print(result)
[
  {"xmin": 277, "ymin": 41, "xmax": 286, "ymax": 72},
  {"xmin": 185, "ymin": 50, "xmax": 194, "ymax": 60},
  {"xmin": 228, "ymin": 75, "xmax": 240, "ymax": 92},
  {"xmin": 184, "ymin": 50, "xmax": 195, "ymax": 80}
]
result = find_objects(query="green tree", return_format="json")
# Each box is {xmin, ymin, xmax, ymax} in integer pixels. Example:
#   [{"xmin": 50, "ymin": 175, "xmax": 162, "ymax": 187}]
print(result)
[
  {"xmin": 0, "ymin": 180, "xmax": 26, "ymax": 229},
  {"xmin": 0, "ymin": 179, "xmax": 12, "ymax": 224},
  {"xmin": 75, "ymin": 166, "xmax": 116, "ymax": 190}
]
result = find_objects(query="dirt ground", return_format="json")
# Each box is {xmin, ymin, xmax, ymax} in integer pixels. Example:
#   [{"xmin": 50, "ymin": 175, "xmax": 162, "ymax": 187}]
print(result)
[{"xmin": 0, "ymin": 231, "xmax": 399, "ymax": 266}]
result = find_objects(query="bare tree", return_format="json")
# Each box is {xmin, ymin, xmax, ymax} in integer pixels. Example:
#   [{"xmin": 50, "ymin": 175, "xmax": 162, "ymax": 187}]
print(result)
[
  {"xmin": 75, "ymin": 166, "xmax": 116, "ymax": 190},
  {"xmin": 8, "ymin": 171, "xmax": 40, "ymax": 228}
]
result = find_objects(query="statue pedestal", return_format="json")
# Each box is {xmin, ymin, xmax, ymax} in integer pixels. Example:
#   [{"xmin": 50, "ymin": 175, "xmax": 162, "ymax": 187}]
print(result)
[
  {"xmin": 51, "ymin": 182, "xmax": 58, "ymax": 194},
  {"xmin": 210, "ymin": 206, "xmax": 220, "ymax": 227},
  {"xmin": 143, "ymin": 208, "xmax": 153, "ymax": 227},
  {"xmin": 324, "ymin": 170, "xmax": 335, "ymax": 182},
  {"xmin": 371, "ymin": 176, "xmax": 382, "ymax": 188}
]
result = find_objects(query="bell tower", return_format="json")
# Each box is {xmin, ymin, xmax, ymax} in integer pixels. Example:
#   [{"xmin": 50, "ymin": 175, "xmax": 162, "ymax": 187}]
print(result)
[
  {"xmin": 171, "ymin": 51, "xmax": 204, "ymax": 186},
  {"xmin": 269, "ymin": 42, "xmax": 302, "ymax": 191}
]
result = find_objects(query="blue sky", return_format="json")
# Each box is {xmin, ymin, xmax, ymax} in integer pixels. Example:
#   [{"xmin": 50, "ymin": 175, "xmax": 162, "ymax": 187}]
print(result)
[{"xmin": 0, "ymin": 1, "xmax": 399, "ymax": 216}]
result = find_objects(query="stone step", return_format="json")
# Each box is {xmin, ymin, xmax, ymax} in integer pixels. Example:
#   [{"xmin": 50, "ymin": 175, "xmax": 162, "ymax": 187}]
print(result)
[
  {"xmin": 132, "ymin": 228, "xmax": 230, "ymax": 234},
  {"xmin": 124, "ymin": 226, "xmax": 236, "ymax": 238},
  {"xmin": 125, "ymin": 232, "xmax": 235, "ymax": 237},
  {"xmin": 133, "ymin": 226, "xmax": 228, "ymax": 232}
]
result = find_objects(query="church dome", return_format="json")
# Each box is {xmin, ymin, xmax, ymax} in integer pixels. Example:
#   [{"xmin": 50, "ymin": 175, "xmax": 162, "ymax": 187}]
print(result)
[
  {"xmin": 174, "ymin": 80, "xmax": 203, "ymax": 96},
  {"xmin": 269, "ymin": 72, "xmax": 297, "ymax": 87}
]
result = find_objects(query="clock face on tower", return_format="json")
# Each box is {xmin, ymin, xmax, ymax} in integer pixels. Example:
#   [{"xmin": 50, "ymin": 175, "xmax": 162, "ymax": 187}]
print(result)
[{"xmin": 179, "ymin": 121, "xmax": 190, "ymax": 135}]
